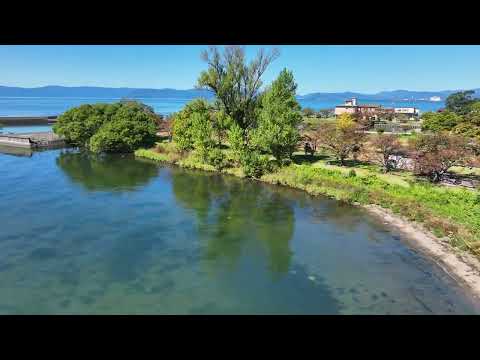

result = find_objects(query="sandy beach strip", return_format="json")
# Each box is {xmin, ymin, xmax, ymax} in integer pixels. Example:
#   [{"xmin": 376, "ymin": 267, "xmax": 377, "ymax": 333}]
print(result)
[{"xmin": 364, "ymin": 204, "xmax": 480, "ymax": 301}]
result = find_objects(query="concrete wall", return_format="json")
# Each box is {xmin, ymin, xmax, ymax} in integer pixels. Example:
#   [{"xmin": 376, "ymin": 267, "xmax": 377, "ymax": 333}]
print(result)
[{"xmin": 0, "ymin": 135, "xmax": 32, "ymax": 148}]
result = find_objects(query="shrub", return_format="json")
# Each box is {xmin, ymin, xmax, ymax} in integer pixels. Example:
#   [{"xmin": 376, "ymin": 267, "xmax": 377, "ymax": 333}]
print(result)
[
  {"xmin": 206, "ymin": 148, "xmax": 228, "ymax": 170},
  {"xmin": 239, "ymin": 151, "xmax": 271, "ymax": 178},
  {"xmin": 172, "ymin": 99, "xmax": 213, "ymax": 151},
  {"xmin": 227, "ymin": 124, "xmax": 246, "ymax": 163},
  {"xmin": 347, "ymin": 169, "xmax": 357, "ymax": 178}
]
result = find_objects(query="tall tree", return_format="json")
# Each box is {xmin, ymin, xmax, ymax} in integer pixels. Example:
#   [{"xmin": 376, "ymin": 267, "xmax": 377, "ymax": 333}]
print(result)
[
  {"xmin": 252, "ymin": 69, "xmax": 303, "ymax": 161},
  {"xmin": 197, "ymin": 46, "xmax": 279, "ymax": 136}
]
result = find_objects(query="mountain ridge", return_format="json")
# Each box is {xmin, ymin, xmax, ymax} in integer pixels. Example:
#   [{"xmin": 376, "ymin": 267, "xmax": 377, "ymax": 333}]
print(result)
[{"xmin": 0, "ymin": 85, "xmax": 479, "ymax": 101}]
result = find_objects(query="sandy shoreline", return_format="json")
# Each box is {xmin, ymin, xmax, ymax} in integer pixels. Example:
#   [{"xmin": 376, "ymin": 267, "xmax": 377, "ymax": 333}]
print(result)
[{"xmin": 364, "ymin": 204, "xmax": 480, "ymax": 301}]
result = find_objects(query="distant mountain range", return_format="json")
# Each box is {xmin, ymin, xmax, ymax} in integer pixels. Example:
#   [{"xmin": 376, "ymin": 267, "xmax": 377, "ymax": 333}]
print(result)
[
  {"xmin": 298, "ymin": 89, "xmax": 480, "ymax": 102},
  {"xmin": 0, "ymin": 86, "xmax": 214, "ymax": 99},
  {"xmin": 0, "ymin": 85, "xmax": 479, "ymax": 102}
]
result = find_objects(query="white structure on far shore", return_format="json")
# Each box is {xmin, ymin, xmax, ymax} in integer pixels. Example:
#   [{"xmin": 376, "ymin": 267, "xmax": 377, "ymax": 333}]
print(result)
[{"xmin": 430, "ymin": 96, "xmax": 441, "ymax": 102}]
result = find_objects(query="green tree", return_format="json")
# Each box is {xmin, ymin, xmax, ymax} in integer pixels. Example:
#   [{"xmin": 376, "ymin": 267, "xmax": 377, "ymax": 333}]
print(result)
[
  {"xmin": 89, "ymin": 102, "xmax": 157, "ymax": 153},
  {"xmin": 252, "ymin": 69, "xmax": 303, "ymax": 162},
  {"xmin": 445, "ymin": 90, "xmax": 476, "ymax": 115},
  {"xmin": 453, "ymin": 122, "xmax": 480, "ymax": 141},
  {"xmin": 421, "ymin": 110, "xmax": 461, "ymax": 132},
  {"xmin": 212, "ymin": 109, "xmax": 232, "ymax": 146},
  {"xmin": 190, "ymin": 110, "xmax": 215, "ymax": 161},
  {"xmin": 53, "ymin": 103, "xmax": 121, "ymax": 147},
  {"xmin": 172, "ymin": 99, "xmax": 212, "ymax": 151},
  {"xmin": 465, "ymin": 101, "xmax": 480, "ymax": 126},
  {"xmin": 197, "ymin": 46, "xmax": 279, "ymax": 136}
]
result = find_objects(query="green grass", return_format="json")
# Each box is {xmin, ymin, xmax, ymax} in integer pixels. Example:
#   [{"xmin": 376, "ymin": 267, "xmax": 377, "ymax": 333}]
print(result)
[
  {"xmin": 302, "ymin": 116, "xmax": 336, "ymax": 130},
  {"xmin": 450, "ymin": 166, "xmax": 480, "ymax": 177},
  {"xmin": 291, "ymin": 151, "xmax": 415, "ymax": 187},
  {"xmin": 136, "ymin": 143, "xmax": 480, "ymax": 258}
]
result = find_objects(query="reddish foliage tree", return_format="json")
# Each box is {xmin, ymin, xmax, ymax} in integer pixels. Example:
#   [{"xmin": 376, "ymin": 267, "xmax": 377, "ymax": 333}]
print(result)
[
  {"xmin": 370, "ymin": 133, "xmax": 404, "ymax": 172},
  {"xmin": 316, "ymin": 121, "xmax": 366, "ymax": 165},
  {"xmin": 409, "ymin": 133, "xmax": 471, "ymax": 182}
]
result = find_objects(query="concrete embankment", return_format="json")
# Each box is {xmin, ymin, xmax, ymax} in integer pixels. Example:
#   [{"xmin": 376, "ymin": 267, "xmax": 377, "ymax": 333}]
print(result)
[{"xmin": 0, "ymin": 132, "xmax": 65, "ymax": 149}]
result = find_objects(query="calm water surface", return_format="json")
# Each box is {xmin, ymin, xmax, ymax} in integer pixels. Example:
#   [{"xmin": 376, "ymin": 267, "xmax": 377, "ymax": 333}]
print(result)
[
  {"xmin": 0, "ymin": 149, "xmax": 478, "ymax": 314},
  {"xmin": 0, "ymin": 125, "xmax": 52, "ymax": 134},
  {"xmin": 0, "ymin": 97, "xmax": 444, "ymax": 117}
]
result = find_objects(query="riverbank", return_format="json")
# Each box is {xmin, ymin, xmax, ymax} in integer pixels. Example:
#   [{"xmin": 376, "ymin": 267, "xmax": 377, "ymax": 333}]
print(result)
[
  {"xmin": 135, "ymin": 146, "xmax": 480, "ymax": 300},
  {"xmin": 365, "ymin": 205, "xmax": 480, "ymax": 301}
]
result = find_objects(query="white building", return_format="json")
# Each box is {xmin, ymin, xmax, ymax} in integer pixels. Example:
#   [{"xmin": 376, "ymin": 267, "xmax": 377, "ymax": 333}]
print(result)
[{"xmin": 394, "ymin": 107, "xmax": 419, "ymax": 120}]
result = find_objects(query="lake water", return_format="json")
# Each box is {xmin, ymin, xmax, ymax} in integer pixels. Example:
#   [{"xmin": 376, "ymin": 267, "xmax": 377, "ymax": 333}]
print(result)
[
  {"xmin": 0, "ymin": 96, "xmax": 445, "ymax": 117},
  {"xmin": 0, "ymin": 125, "xmax": 53, "ymax": 134},
  {"xmin": 0, "ymin": 148, "xmax": 478, "ymax": 314}
]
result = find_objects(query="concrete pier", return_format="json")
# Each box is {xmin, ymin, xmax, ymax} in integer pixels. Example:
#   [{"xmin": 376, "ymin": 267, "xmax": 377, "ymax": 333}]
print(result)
[{"xmin": 0, "ymin": 132, "xmax": 65, "ymax": 149}]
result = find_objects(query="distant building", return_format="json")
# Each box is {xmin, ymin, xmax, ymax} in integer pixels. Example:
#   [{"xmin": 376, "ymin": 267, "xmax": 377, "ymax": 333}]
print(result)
[
  {"xmin": 393, "ymin": 107, "xmax": 419, "ymax": 120},
  {"xmin": 335, "ymin": 98, "xmax": 420, "ymax": 122},
  {"xmin": 430, "ymin": 96, "xmax": 441, "ymax": 102},
  {"xmin": 334, "ymin": 98, "xmax": 381, "ymax": 120}
]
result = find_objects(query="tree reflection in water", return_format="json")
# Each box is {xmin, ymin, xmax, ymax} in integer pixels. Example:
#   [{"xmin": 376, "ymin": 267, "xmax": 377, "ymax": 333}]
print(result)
[
  {"xmin": 171, "ymin": 168, "xmax": 294, "ymax": 276},
  {"xmin": 56, "ymin": 150, "xmax": 159, "ymax": 192}
]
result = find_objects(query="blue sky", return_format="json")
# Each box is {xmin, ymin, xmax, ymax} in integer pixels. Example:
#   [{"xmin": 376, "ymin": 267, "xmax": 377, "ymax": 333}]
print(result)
[{"xmin": 0, "ymin": 45, "xmax": 479, "ymax": 95}]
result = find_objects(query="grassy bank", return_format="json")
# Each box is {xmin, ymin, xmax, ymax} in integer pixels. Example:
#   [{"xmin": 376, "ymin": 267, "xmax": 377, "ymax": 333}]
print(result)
[{"xmin": 135, "ymin": 143, "xmax": 480, "ymax": 257}]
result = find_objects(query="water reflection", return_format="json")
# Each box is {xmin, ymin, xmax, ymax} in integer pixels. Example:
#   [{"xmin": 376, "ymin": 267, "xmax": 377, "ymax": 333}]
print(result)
[
  {"xmin": 56, "ymin": 151, "xmax": 159, "ymax": 192},
  {"xmin": 0, "ymin": 144, "xmax": 32, "ymax": 157},
  {"xmin": 171, "ymin": 169, "xmax": 294, "ymax": 276}
]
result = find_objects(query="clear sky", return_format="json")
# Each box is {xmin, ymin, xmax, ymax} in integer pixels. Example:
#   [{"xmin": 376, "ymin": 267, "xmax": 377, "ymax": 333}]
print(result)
[{"xmin": 0, "ymin": 45, "xmax": 479, "ymax": 95}]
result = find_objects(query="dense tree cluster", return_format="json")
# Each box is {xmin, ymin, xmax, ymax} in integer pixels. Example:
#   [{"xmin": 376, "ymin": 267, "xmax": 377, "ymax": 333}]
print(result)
[
  {"xmin": 421, "ymin": 91, "xmax": 480, "ymax": 142},
  {"xmin": 53, "ymin": 101, "xmax": 158, "ymax": 153}
]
